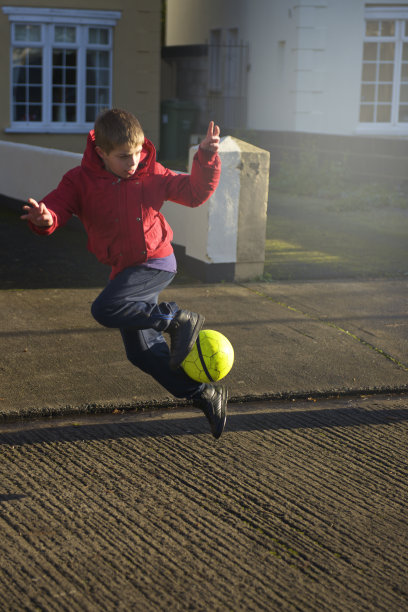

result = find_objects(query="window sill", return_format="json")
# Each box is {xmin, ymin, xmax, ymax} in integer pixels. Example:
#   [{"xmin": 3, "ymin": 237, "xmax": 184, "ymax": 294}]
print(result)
[
  {"xmin": 356, "ymin": 124, "xmax": 408, "ymax": 138},
  {"xmin": 5, "ymin": 124, "xmax": 93, "ymax": 134}
]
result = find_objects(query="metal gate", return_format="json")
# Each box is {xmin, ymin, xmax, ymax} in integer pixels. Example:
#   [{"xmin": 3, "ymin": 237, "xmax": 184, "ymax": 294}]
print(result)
[{"xmin": 207, "ymin": 42, "xmax": 249, "ymax": 130}]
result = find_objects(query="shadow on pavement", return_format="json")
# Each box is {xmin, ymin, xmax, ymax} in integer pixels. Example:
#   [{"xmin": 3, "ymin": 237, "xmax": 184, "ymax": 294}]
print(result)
[
  {"xmin": 1, "ymin": 204, "xmax": 200, "ymax": 290},
  {"xmin": 1, "ymin": 205, "xmax": 108, "ymax": 289},
  {"xmin": 1, "ymin": 404, "xmax": 407, "ymax": 447}
]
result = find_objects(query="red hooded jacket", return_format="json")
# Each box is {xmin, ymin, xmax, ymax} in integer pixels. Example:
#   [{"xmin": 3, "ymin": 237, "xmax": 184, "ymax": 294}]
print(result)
[{"xmin": 31, "ymin": 130, "xmax": 221, "ymax": 279}]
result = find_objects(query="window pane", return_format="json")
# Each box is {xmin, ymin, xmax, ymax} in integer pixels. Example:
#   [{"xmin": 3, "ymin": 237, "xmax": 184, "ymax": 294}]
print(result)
[
  {"xmin": 66, "ymin": 87, "xmax": 76, "ymax": 102},
  {"xmin": 86, "ymin": 69, "xmax": 96, "ymax": 86},
  {"xmin": 29, "ymin": 86, "xmax": 42, "ymax": 102},
  {"xmin": 14, "ymin": 86, "xmax": 26, "ymax": 102},
  {"xmin": 28, "ymin": 67, "xmax": 42, "ymax": 84},
  {"xmin": 359, "ymin": 105, "xmax": 374, "ymax": 122},
  {"xmin": 361, "ymin": 84, "xmax": 375, "ymax": 102},
  {"xmin": 14, "ymin": 105, "xmax": 27, "ymax": 121},
  {"xmin": 86, "ymin": 106, "xmax": 96, "ymax": 122},
  {"xmin": 87, "ymin": 50, "xmax": 109, "ymax": 69},
  {"xmin": 52, "ymin": 105, "xmax": 63, "ymax": 121},
  {"xmin": 12, "ymin": 48, "xmax": 27, "ymax": 66},
  {"xmin": 362, "ymin": 63, "xmax": 376, "ymax": 81},
  {"xmin": 28, "ymin": 105, "xmax": 41, "ymax": 121},
  {"xmin": 66, "ymin": 51, "xmax": 77, "ymax": 67},
  {"xmin": 378, "ymin": 84, "xmax": 393, "ymax": 102},
  {"xmin": 398, "ymin": 105, "xmax": 408, "ymax": 121},
  {"xmin": 54, "ymin": 26, "xmax": 76, "ymax": 43},
  {"xmin": 379, "ymin": 63, "xmax": 394, "ymax": 81},
  {"xmin": 366, "ymin": 21, "xmax": 380, "ymax": 37},
  {"xmin": 86, "ymin": 88, "xmax": 96, "ymax": 104},
  {"xmin": 53, "ymin": 86, "xmax": 63, "ymax": 103},
  {"xmin": 13, "ymin": 66, "xmax": 26, "ymax": 84},
  {"xmin": 363, "ymin": 42, "xmax": 378, "ymax": 61},
  {"xmin": 66, "ymin": 69, "xmax": 76, "ymax": 85},
  {"xmin": 381, "ymin": 21, "xmax": 395, "ymax": 36},
  {"xmin": 53, "ymin": 68, "xmax": 63, "ymax": 84},
  {"xmin": 89, "ymin": 28, "xmax": 109, "ymax": 45},
  {"xmin": 99, "ymin": 52, "xmax": 109, "ymax": 68},
  {"xmin": 380, "ymin": 42, "xmax": 394, "ymax": 61},
  {"xmin": 66, "ymin": 106, "xmax": 76, "ymax": 121},
  {"xmin": 403, "ymin": 43, "xmax": 408, "ymax": 61},
  {"xmin": 401, "ymin": 63, "xmax": 408, "ymax": 83},
  {"xmin": 98, "ymin": 89, "xmax": 109, "ymax": 104},
  {"xmin": 99, "ymin": 70, "xmax": 109, "ymax": 86},
  {"xmin": 399, "ymin": 84, "xmax": 408, "ymax": 103},
  {"xmin": 28, "ymin": 49, "xmax": 42, "ymax": 66},
  {"xmin": 377, "ymin": 105, "xmax": 391, "ymax": 121},
  {"xmin": 14, "ymin": 24, "xmax": 41, "ymax": 42}
]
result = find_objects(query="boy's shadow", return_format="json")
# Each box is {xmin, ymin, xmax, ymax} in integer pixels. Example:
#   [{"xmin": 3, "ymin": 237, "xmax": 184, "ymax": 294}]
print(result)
[{"xmin": 1, "ymin": 203, "xmax": 108, "ymax": 289}]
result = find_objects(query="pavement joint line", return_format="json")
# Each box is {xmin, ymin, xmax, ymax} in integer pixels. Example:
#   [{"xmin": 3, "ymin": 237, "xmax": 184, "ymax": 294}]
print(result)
[{"xmin": 240, "ymin": 284, "xmax": 408, "ymax": 373}]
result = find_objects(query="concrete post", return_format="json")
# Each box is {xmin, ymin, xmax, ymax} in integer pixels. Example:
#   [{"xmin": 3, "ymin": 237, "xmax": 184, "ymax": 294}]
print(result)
[{"xmin": 162, "ymin": 135, "xmax": 270, "ymax": 282}]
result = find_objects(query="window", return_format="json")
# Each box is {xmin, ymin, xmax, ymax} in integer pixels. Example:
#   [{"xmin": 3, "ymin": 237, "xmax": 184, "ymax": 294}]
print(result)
[
  {"xmin": 359, "ymin": 6, "xmax": 408, "ymax": 132},
  {"xmin": 2, "ymin": 7, "xmax": 121, "ymax": 132}
]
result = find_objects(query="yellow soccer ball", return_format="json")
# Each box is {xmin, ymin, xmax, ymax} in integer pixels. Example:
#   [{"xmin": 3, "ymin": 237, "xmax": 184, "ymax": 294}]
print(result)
[{"xmin": 181, "ymin": 329, "xmax": 234, "ymax": 383}]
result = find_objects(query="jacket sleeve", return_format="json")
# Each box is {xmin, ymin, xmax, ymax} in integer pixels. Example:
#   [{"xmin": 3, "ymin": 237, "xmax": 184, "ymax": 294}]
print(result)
[
  {"xmin": 29, "ymin": 170, "xmax": 81, "ymax": 236},
  {"xmin": 162, "ymin": 147, "xmax": 221, "ymax": 207}
]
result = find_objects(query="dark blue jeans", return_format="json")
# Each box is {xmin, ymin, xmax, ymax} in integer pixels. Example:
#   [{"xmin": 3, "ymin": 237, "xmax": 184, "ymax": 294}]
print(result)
[{"xmin": 91, "ymin": 265, "xmax": 204, "ymax": 399}]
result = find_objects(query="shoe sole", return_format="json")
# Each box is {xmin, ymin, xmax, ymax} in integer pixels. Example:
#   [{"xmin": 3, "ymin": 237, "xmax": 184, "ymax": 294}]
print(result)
[
  {"xmin": 169, "ymin": 314, "xmax": 205, "ymax": 371},
  {"xmin": 213, "ymin": 385, "xmax": 228, "ymax": 440}
]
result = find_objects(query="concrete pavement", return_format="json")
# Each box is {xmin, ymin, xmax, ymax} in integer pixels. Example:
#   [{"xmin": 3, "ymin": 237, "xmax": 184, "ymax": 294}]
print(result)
[
  {"xmin": 0, "ymin": 277, "xmax": 406, "ymax": 420},
  {"xmin": 1, "ymin": 203, "xmax": 408, "ymax": 612}
]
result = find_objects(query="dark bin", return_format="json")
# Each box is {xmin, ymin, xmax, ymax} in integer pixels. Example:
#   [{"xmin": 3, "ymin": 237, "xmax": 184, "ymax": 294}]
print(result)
[{"xmin": 160, "ymin": 99, "xmax": 199, "ymax": 161}]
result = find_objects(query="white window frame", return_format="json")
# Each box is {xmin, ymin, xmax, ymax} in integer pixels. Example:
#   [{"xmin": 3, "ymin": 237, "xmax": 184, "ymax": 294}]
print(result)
[
  {"xmin": 357, "ymin": 5, "xmax": 408, "ymax": 136},
  {"xmin": 2, "ymin": 7, "xmax": 121, "ymax": 133}
]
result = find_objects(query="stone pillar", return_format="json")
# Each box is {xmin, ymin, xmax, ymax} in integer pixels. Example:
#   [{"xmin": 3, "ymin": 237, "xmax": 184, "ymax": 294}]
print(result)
[{"xmin": 163, "ymin": 136, "xmax": 270, "ymax": 282}]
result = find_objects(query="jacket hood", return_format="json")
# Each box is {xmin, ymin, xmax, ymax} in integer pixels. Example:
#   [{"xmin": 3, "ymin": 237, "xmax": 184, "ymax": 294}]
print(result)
[{"xmin": 81, "ymin": 129, "xmax": 157, "ymax": 179}]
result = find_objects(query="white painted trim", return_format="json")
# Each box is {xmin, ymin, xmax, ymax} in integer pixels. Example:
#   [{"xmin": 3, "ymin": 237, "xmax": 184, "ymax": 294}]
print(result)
[
  {"xmin": 365, "ymin": 6, "xmax": 408, "ymax": 21},
  {"xmin": 356, "ymin": 124, "xmax": 408, "ymax": 137},
  {"xmin": 5, "ymin": 125, "xmax": 92, "ymax": 134},
  {"xmin": 2, "ymin": 7, "xmax": 121, "ymax": 26}
]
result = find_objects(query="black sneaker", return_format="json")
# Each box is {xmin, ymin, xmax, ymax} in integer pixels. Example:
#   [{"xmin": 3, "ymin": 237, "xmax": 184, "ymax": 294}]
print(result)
[
  {"xmin": 193, "ymin": 384, "xmax": 228, "ymax": 439},
  {"xmin": 167, "ymin": 309, "xmax": 205, "ymax": 371}
]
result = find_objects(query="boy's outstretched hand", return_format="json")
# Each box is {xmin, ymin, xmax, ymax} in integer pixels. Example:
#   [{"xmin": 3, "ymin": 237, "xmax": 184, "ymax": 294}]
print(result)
[
  {"xmin": 200, "ymin": 121, "xmax": 221, "ymax": 154},
  {"xmin": 21, "ymin": 198, "xmax": 53, "ymax": 227}
]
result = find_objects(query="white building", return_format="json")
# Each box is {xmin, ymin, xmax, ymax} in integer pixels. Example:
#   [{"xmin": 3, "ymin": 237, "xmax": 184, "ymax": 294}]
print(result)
[{"xmin": 165, "ymin": 0, "xmax": 408, "ymax": 138}]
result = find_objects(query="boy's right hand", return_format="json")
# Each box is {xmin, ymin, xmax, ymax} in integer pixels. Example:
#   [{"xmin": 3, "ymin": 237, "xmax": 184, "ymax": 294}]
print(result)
[{"xmin": 21, "ymin": 198, "xmax": 53, "ymax": 227}]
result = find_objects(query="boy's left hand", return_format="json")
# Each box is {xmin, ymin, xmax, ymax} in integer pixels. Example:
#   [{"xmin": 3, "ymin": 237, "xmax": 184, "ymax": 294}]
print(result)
[{"xmin": 200, "ymin": 121, "xmax": 221, "ymax": 154}]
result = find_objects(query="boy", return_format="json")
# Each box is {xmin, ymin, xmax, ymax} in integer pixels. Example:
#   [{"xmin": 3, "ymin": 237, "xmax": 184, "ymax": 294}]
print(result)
[{"xmin": 21, "ymin": 108, "xmax": 227, "ymax": 439}]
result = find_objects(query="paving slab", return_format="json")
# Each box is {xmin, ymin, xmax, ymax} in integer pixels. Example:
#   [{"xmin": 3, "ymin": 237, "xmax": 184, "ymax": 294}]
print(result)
[{"xmin": 246, "ymin": 279, "xmax": 408, "ymax": 364}]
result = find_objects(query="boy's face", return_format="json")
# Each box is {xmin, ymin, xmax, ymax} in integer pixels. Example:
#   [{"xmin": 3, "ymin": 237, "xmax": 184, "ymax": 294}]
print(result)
[{"xmin": 96, "ymin": 143, "xmax": 143, "ymax": 179}]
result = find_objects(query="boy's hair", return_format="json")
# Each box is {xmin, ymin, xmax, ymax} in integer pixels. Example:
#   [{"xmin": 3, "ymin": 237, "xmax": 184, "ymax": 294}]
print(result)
[{"xmin": 94, "ymin": 108, "xmax": 144, "ymax": 153}]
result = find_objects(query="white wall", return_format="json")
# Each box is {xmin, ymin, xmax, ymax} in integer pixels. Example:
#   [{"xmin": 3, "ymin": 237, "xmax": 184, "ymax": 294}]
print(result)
[
  {"xmin": 0, "ymin": 141, "xmax": 82, "ymax": 202},
  {"xmin": 165, "ymin": 0, "xmax": 379, "ymax": 136},
  {"xmin": 166, "ymin": 0, "xmax": 246, "ymax": 45}
]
